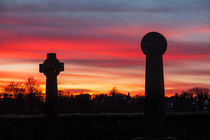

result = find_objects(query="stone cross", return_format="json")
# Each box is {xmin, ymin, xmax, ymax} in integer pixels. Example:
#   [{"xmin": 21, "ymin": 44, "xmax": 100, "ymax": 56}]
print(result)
[
  {"xmin": 141, "ymin": 32, "xmax": 167, "ymax": 138},
  {"xmin": 40, "ymin": 53, "xmax": 64, "ymax": 119}
]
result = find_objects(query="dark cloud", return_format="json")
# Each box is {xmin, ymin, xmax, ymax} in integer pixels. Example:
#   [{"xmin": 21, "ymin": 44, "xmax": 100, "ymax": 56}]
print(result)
[
  {"xmin": 167, "ymin": 41, "xmax": 210, "ymax": 55},
  {"xmin": 167, "ymin": 69, "xmax": 210, "ymax": 76},
  {"xmin": 0, "ymin": 15, "xmax": 136, "ymax": 43},
  {"xmin": 3, "ymin": 0, "xmax": 210, "ymax": 13},
  {"xmin": 0, "ymin": 57, "xmax": 144, "ymax": 69},
  {"xmin": 64, "ymin": 58, "xmax": 144, "ymax": 68},
  {"xmin": 0, "ymin": 58, "xmax": 41, "ymax": 64},
  {"xmin": 63, "ymin": 88, "xmax": 93, "ymax": 94},
  {"xmin": 0, "ymin": 0, "xmax": 5, "ymax": 13},
  {"xmin": 2, "ymin": 0, "xmax": 210, "ymax": 29}
]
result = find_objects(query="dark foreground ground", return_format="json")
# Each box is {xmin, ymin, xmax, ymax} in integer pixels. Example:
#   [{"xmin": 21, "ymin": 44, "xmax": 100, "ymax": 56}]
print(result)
[{"xmin": 0, "ymin": 112, "xmax": 209, "ymax": 140}]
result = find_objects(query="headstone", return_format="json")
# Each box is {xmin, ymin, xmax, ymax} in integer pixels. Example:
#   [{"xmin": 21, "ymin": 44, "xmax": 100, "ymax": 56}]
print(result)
[
  {"xmin": 141, "ymin": 32, "xmax": 167, "ymax": 138},
  {"xmin": 39, "ymin": 53, "xmax": 64, "ymax": 119}
]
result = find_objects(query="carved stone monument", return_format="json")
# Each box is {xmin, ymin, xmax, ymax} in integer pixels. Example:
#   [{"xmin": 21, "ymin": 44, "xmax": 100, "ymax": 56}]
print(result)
[
  {"xmin": 39, "ymin": 53, "xmax": 64, "ymax": 119},
  {"xmin": 141, "ymin": 32, "xmax": 167, "ymax": 139}
]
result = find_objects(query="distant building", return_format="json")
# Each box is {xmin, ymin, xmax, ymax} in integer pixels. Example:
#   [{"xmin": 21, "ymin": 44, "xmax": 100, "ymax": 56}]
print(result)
[
  {"xmin": 203, "ymin": 99, "xmax": 209, "ymax": 112},
  {"xmin": 165, "ymin": 98, "xmax": 175, "ymax": 112}
]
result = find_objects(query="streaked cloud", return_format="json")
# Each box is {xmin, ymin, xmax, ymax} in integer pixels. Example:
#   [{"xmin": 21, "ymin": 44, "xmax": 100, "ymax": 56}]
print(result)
[{"xmin": 0, "ymin": 0, "xmax": 209, "ymax": 96}]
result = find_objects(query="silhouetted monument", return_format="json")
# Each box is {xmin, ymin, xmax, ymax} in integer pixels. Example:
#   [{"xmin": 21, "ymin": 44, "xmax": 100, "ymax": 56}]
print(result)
[
  {"xmin": 39, "ymin": 53, "xmax": 64, "ymax": 119},
  {"xmin": 141, "ymin": 32, "xmax": 167, "ymax": 139}
]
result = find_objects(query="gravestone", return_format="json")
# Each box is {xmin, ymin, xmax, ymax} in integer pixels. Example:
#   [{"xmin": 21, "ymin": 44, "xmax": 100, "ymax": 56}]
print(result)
[
  {"xmin": 141, "ymin": 32, "xmax": 167, "ymax": 139},
  {"xmin": 39, "ymin": 53, "xmax": 64, "ymax": 119}
]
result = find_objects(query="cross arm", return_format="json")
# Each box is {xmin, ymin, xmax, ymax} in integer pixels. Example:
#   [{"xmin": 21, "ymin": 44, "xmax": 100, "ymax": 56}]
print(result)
[
  {"xmin": 56, "ymin": 63, "xmax": 64, "ymax": 72},
  {"xmin": 39, "ymin": 64, "xmax": 46, "ymax": 73}
]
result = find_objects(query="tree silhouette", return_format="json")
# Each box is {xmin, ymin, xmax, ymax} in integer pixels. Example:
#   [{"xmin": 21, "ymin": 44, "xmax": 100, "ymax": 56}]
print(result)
[
  {"xmin": 188, "ymin": 87, "xmax": 209, "ymax": 98},
  {"xmin": 0, "ymin": 77, "xmax": 44, "ymax": 114},
  {"xmin": 3, "ymin": 82, "xmax": 25, "ymax": 97},
  {"xmin": 109, "ymin": 87, "xmax": 123, "ymax": 97},
  {"xmin": 25, "ymin": 76, "xmax": 41, "ymax": 94}
]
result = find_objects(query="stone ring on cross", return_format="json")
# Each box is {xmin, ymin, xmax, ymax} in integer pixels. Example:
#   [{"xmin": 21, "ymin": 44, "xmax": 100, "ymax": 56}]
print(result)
[
  {"xmin": 141, "ymin": 32, "xmax": 167, "ymax": 56},
  {"xmin": 40, "ymin": 53, "xmax": 64, "ymax": 76}
]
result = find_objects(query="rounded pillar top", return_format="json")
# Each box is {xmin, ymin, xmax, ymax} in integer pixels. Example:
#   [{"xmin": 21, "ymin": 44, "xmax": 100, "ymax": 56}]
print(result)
[{"xmin": 141, "ymin": 32, "xmax": 167, "ymax": 56}]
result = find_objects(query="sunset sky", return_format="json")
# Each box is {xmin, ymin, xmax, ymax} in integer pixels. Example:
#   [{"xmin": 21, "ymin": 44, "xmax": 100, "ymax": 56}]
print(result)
[{"xmin": 0, "ymin": 0, "xmax": 210, "ymax": 96}]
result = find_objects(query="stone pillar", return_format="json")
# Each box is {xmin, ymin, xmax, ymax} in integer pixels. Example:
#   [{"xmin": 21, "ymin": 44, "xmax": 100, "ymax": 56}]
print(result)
[
  {"xmin": 39, "ymin": 53, "xmax": 64, "ymax": 119},
  {"xmin": 141, "ymin": 32, "xmax": 167, "ymax": 138}
]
